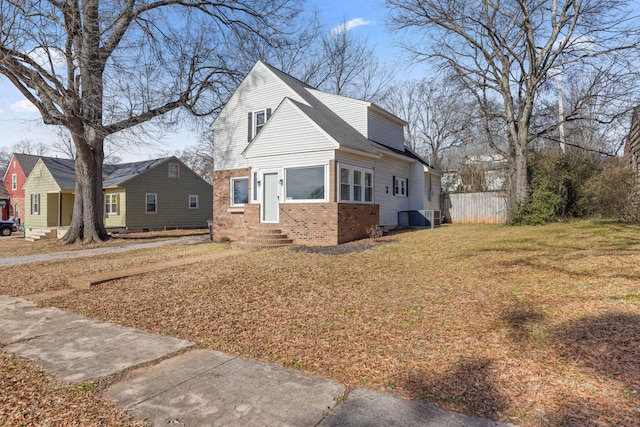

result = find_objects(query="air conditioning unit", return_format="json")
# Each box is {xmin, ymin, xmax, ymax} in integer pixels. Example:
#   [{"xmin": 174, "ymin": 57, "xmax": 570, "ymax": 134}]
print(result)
[{"xmin": 398, "ymin": 210, "xmax": 441, "ymax": 228}]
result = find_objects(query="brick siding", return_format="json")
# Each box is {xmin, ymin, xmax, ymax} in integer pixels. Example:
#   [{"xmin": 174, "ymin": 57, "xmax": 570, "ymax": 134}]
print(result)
[{"xmin": 213, "ymin": 163, "xmax": 380, "ymax": 246}]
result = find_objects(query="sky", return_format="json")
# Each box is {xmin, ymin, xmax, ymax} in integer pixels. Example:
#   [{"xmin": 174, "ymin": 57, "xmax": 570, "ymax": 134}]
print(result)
[{"xmin": 0, "ymin": 0, "xmax": 401, "ymax": 163}]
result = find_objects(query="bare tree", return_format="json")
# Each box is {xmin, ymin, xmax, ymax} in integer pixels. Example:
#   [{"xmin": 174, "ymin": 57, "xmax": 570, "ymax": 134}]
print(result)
[
  {"xmin": 0, "ymin": 0, "xmax": 300, "ymax": 243},
  {"xmin": 386, "ymin": 0, "xmax": 640, "ymax": 219},
  {"xmin": 381, "ymin": 78, "xmax": 472, "ymax": 167},
  {"xmin": 166, "ymin": 131, "xmax": 215, "ymax": 184}
]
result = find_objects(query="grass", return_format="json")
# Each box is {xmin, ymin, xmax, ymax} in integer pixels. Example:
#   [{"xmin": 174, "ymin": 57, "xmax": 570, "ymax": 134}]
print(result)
[{"xmin": 2, "ymin": 220, "xmax": 640, "ymax": 426}]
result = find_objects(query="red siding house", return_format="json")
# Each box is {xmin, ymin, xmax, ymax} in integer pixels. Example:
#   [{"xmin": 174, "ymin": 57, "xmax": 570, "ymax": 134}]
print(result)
[{"xmin": 1, "ymin": 154, "xmax": 40, "ymax": 223}]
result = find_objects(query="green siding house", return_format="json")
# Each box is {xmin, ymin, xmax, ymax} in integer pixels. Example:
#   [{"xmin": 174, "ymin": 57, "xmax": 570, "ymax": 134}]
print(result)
[{"xmin": 23, "ymin": 156, "xmax": 212, "ymax": 237}]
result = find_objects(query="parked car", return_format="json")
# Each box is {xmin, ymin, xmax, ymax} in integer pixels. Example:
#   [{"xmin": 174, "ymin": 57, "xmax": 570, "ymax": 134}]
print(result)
[{"xmin": 0, "ymin": 220, "xmax": 18, "ymax": 236}]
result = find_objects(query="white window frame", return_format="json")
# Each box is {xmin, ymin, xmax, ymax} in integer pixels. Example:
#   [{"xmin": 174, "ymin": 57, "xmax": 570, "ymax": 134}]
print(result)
[
  {"xmin": 230, "ymin": 176, "xmax": 249, "ymax": 207},
  {"xmin": 189, "ymin": 194, "xmax": 199, "ymax": 209},
  {"xmin": 393, "ymin": 176, "xmax": 408, "ymax": 197},
  {"xmin": 168, "ymin": 163, "xmax": 179, "ymax": 178},
  {"xmin": 338, "ymin": 164, "xmax": 374, "ymax": 204},
  {"xmin": 252, "ymin": 171, "xmax": 259, "ymax": 203},
  {"xmin": 11, "ymin": 174, "xmax": 17, "ymax": 190},
  {"xmin": 145, "ymin": 193, "xmax": 157, "ymax": 214},
  {"xmin": 105, "ymin": 194, "xmax": 118, "ymax": 214},
  {"xmin": 284, "ymin": 165, "xmax": 328, "ymax": 203},
  {"xmin": 254, "ymin": 110, "xmax": 267, "ymax": 136}
]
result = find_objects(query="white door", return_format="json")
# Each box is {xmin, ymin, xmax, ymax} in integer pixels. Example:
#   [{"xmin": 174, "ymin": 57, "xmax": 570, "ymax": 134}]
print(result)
[{"xmin": 262, "ymin": 172, "xmax": 279, "ymax": 223}]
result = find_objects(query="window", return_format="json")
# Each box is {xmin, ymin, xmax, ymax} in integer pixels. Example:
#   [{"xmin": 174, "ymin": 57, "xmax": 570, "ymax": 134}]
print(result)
[
  {"xmin": 146, "ymin": 193, "xmax": 157, "ymax": 214},
  {"xmin": 32, "ymin": 194, "xmax": 40, "ymax": 214},
  {"xmin": 252, "ymin": 171, "xmax": 259, "ymax": 202},
  {"xmin": 285, "ymin": 166, "xmax": 325, "ymax": 201},
  {"xmin": 11, "ymin": 174, "xmax": 17, "ymax": 190},
  {"xmin": 393, "ymin": 176, "xmax": 408, "ymax": 197},
  {"xmin": 231, "ymin": 177, "xmax": 249, "ymax": 206},
  {"xmin": 339, "ymin": 166, "xmax": 373, "ymax": 203},
  {"xmin": 168, "ymin": 163, "xmax": 179, "ymax": 178},
  {"xmin": 189, "ymin": 195, "xmax": 199, "ymax": 209},
  {"xmin": 105, "ymin": 194, "xmax": 118, "ymax": 214},
  {"xmin": 247, "ymin": 109, "xmax": 271, "ymax": 141}
]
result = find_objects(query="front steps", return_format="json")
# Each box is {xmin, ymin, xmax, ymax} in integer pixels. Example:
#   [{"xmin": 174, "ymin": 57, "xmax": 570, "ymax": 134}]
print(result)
[
  {"xmin": 234, "ymin": 227, "xmax": 293, "ymax": 250},
  {"xmin": 25, "ymin": 228, "xmax": 56, "ymax": 242}
]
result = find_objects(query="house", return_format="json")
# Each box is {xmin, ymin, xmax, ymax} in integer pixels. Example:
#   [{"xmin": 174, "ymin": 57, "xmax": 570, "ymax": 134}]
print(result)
[
  {"xmin": 440, "ymin": 139, "xmax": 507, "ymax": 193},
  {"xmin": 626, "ymin": 106, "xmax": 640, "ymax": 180},
  {"xmin": 1, "ymin": 153, "xmax": 40, "ymax": 223},
  {"xmin": 23, "ymin": 156, "xmax": 212, "ymax": 238},
  {"xmin": 0, "ymin": 180, "xmax": 10, "ymax": 221},
  {"xmin": 211, "ymin": 61, "xmax": 442, "ymax": 246}
]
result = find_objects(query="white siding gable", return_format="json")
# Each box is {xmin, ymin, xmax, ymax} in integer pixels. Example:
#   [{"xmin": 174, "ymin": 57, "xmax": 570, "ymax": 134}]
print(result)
[
  {"xmin": 368, "ymin": 108, "xmax": 405, "ymax": 151},
  {"xmin": 306, "ymin": 89, "xmax": 369, "ymax": 137},
  {"xmin": 243, "ymin": 99, "xmax": 339, "ymax": 159},
  {"xmin": 212, "ymin": 62, "xmax": 309, "ymax": 171}
]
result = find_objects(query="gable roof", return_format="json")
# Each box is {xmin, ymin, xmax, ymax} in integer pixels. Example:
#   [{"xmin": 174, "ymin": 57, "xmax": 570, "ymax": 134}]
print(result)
[
  {"xmin": 251, "ymin": 62, "xmax": 378, "ymax": 155},
  {"xmin": 13, "ymin": 154, "xmax": 40, "ymax": 176},
  {"xmin": 40, "ymin": 157, "xmax": 76, "ymax": 190},
  {"xmin": 31, "ymin": 156, "xmax": 176, "ymax": 191},
  {"xmin": 103, "ymin": 158, "xmax": 169, "ymax": 187}
]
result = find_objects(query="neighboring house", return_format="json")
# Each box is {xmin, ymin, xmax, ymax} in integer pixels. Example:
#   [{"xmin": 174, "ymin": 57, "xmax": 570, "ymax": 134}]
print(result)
[
  {"xmin": 0, "ymin": 180, "xmax": 10, "ymax": 220},
  {"xmin": 1, "ymin": 153, "xmax": 40, "ymax": 223},
  {"xmin": 211, "ymin": 61, "xmax": 442, "ymax": 246},
  {"xmin": 626, "ymin": 106, "xmax": 640, "ymax": 180},
  {"xmin": 441, "ymin": 139, "xmax": 507, "ymax": 193},
  {"xmin": 23, "ymin": 156, "xmax": 212, "ymax": 237}
]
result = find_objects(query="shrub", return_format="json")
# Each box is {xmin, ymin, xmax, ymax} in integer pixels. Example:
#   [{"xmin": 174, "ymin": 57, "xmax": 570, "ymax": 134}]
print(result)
[{"xmin": 582, "ymin": 165, "xmax": 640, "ymax": 222}]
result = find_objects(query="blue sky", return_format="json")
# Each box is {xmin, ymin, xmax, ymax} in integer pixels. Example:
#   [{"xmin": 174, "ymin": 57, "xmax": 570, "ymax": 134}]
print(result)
[{"xmin": 0, "ymin": 0, "xmax": 402, "ymax": 162}]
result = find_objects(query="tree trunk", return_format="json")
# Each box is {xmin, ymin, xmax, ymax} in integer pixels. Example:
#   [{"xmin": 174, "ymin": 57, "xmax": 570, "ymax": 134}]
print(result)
[{"xmin": 61, "ymin": 129, "xmax": 109, "ymax": 244}]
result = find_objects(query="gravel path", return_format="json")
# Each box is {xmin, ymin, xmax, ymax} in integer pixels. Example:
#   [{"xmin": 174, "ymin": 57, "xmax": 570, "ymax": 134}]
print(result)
[{"xmin": 0, "ymin": 235, "xmax": 209, "ymax": 267}]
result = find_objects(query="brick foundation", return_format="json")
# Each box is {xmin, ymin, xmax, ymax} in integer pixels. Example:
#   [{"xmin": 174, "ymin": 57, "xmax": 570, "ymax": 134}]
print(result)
[{"xmin": 213, "ymin": 167, "xmax": 380, "ymax": 246}]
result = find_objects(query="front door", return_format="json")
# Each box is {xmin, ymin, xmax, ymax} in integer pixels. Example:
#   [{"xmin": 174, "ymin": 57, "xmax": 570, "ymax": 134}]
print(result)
[{"xmin": 262, "ymin": 172, "xmax": 279, "ymax": 223}]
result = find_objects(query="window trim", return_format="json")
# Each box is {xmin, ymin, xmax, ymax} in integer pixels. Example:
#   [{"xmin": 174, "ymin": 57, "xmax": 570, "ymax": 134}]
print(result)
[
  {"xmin": 189, "ymin": 194, "xmax": 199, "ymax": 209},
  {"xmin": 145, "ymin": 193, "xmax": 158, "ymax": 214},
  {"xmin": 338, "ymin": 164, "xmax": 374, "ymax": 204},
  {"xmin": 230, "ymin": 176, "xmax": 249, "ymax": 207},
  {"xmin": 105, "ymin": 193, "xmax": 118, "ymax": 215},
  {"xmin": 284, "ymin": 165, "xmax": 327, "ymax": 203},
  {"xmin": 11, "ymin": 173, "xmax": 17, "ymax": 191},
  {"xmin": 248, "ymin": 108, "xmax": 272, "ymax": 141}
]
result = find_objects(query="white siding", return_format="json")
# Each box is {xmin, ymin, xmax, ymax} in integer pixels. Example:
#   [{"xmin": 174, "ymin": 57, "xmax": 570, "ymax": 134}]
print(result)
[
  {"xmin": 409, "ymin": 163, "xmax": 426, "ymax": 210},
  {"xmin": 367, "ymin": 109, "xmax": 405, "ymax": 151},
  {"xmin": 306, "ymin": 89, "xmax": 369, "ymax": 137},
  {"xmin": 244, "ymin": 100, "xmax": 337, "ymax": 159},
  {"xmin": 335, "ymin": 151, "xmax": 376, "ymax": 170},
  {"xmin": 212, "ymin": 62, "xmax": 308, "ymax": 171},
  {"xmin": 374, "ymin": 155, "xmax": 413, "ymax": 226},
  {"xmin": 249, "ymin": 151, "xmax": 334, "ymax": 170}
]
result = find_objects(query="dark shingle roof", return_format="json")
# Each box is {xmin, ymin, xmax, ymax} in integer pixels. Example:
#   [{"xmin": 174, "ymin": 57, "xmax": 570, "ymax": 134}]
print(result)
[
  {"xmin": 103, "ymin": 158, "xmax": 168, "ymax": 187},
  {"xmin": 38, "ymin": 156, "xmax": 171, "ymax": 190},
  {"xmin": 14, "ymin": 154, "xmax": 41, "ymax": 175}
]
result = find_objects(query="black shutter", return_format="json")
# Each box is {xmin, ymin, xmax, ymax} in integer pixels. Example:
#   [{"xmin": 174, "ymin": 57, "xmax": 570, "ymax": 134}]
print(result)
[
  {"xmin": 247, "ymin": 112, "xmax": 253, "ymax": 142},
  {"xmin": 266, "ymin": 108, "xmax": 272, "ymax": 120},
  {"xmin": 406, "ymin": 178, "xmax": 409, "ymax": 197},
  {"xmin": 392, "ymin": 176, "xmax": 396, "ymax": 195}
]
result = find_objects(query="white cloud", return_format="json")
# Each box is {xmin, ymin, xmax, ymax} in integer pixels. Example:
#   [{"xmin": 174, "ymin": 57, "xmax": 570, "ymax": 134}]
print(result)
[
  {"xmin": 11, "ymin": 99, "xmax": 38, "ymax": 113},
  {"xmin": 330, "ymin": 18, "xmax": 372, "ymax": 36}
]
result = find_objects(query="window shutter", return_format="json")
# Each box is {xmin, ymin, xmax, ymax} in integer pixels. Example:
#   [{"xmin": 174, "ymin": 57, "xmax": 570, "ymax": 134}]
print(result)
[
  {"xmin": 406, "ymin": 178, "xmax": 409, "ymax": 197},
  {"xmin": 104, "ymin": 194, "xmax": 107, "ymax": 213},
  {"xmin": 30, "ymin": 194, "xmax": 33, "ymax": 214},
  {"xmin": 266, "ymin": 108, "xmax": 272, "ymax": 120},
  {"xmin": 117, "ymin": 194, "xmax": 120, "ymax": 215},
  {"xmin": 392, "ymin": 176, "xmax": 396, "ymax": 195},
  {"xmin": 247, "ymin": 112, "xmax": 253, "ymax": 142}
]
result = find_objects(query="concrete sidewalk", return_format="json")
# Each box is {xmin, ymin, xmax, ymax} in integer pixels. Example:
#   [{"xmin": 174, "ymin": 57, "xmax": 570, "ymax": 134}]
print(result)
[
  {"xmin": 0, "ymin": 234, "xmax": 209, "ymax": 267},
  {"xmin": 0, "ymin": 295, "xmax": 511, "ymax": 426}
]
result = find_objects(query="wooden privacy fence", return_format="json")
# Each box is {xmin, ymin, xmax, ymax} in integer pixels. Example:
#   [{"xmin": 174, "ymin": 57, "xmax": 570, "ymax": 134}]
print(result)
[{"xmin": 442, "ymin": 192, "xmax": 508, "ymax": 224}]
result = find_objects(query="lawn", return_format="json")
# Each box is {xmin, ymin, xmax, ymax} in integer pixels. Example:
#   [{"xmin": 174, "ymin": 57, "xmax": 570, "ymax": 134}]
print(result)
[{"xmin": 2, "ymin": 221, "xmax": 639, "ymax": 426}]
